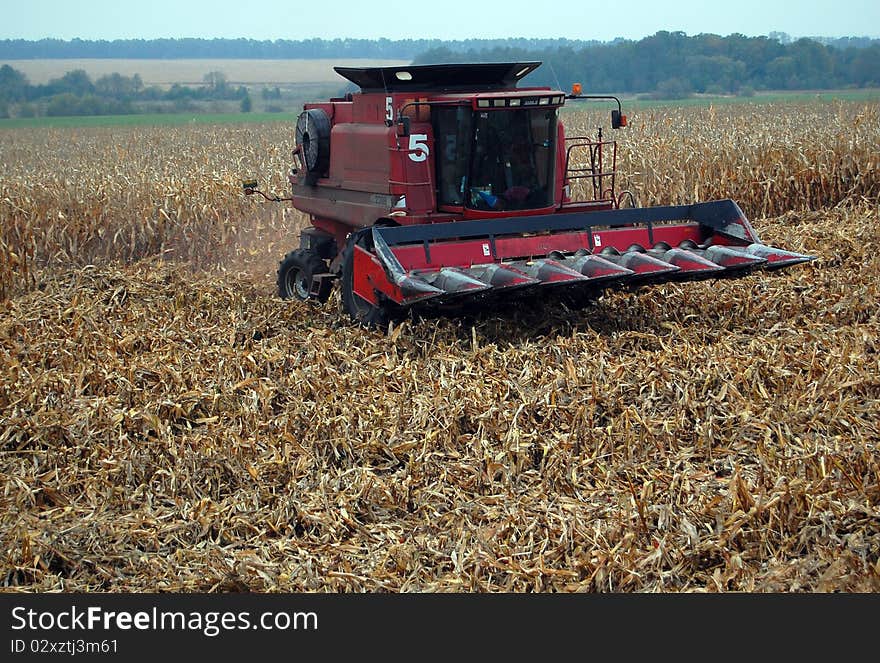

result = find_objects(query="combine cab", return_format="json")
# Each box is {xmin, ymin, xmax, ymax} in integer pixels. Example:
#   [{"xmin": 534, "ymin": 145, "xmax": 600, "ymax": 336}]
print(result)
[{"xmin": 246, "ymin": 61, "xmax": 814, "ymax": 327}]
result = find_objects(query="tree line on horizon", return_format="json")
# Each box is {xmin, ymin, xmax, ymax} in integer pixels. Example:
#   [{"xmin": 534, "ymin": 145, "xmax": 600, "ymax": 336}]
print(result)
[
  {"xmin": 0, "ymin": 37, "xmax": 609, "ymax": 60},
  {"xmin": 0, "ymin": 67, "xmax": 257, "ymax": 118},
  {"xmin": 1, "ymin": 32, "xmax": 878, "ymax": 118},
  {"xmin": 0, "ymin": 32, "xmax": 877, "ymax": 61},
  {"xmin": 416, "ymin": 32, "xmax": 880, "ymax": 95}
]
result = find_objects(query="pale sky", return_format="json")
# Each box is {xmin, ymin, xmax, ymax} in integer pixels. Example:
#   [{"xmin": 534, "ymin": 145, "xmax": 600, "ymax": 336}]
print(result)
[{"xmin": 1, "ymin": 0, "xmax": 877, "ymax": 41}]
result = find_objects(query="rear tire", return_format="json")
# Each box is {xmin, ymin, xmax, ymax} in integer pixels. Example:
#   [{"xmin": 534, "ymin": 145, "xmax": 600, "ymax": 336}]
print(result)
[
  {"xmin": 340, "ymin": 237, "xmax": 392, "ymax": 329},
  {"xmin": 277, "ymin": 249, "xmax": 332, "ymax": 303}
]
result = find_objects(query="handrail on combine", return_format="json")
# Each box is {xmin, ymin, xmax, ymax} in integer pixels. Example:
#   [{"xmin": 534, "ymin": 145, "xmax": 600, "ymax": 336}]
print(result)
[
  {"xmin": 561, "ymin": 92, "xmax": 632, "ymax": 209},
  {"xmin": 563, "ymin": 136, "xmax": 619, "ymax": 205}
]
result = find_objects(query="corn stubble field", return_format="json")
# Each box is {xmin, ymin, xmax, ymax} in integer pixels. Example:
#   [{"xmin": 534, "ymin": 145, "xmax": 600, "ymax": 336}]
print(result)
[{"xmin": 1, "ymin": 102, "xmax": 878, "ymax": 592}]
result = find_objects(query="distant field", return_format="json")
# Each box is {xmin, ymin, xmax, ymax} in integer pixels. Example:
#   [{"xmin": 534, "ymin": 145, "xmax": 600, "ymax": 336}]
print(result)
[
  {"xmin": 0, "ymin": 112, "xmax": 302, "ymax": 129},
  {"xmin": 0, "ymin": 58, "xmax": 411, "ymax": 86},
  {"xmin": 3, "ymin": 88, "xmax": 879, "ymax": 130},
  {"xmin": 621, "ymin": 88, "xmax": 880, "ymax": 108}
]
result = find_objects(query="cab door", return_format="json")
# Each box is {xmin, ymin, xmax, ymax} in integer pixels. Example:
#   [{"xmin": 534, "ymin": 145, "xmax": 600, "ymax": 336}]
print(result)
[{"xmin": 432, "ymin": 106, "xmax": 473, "ymax": 211}]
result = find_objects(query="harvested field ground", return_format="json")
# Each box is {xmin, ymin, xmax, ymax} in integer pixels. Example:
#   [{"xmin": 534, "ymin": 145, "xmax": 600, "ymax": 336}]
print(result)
[{"xmin": 0, "ymin": 102, "xmax": 878, "ymax": 592}]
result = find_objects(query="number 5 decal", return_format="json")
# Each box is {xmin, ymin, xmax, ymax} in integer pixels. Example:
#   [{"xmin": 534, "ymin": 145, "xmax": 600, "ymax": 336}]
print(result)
[
  {"xmin": 408, "ymin": 134, "xmax": 429, "ymax": 162},
  {"xmin": 385, "ymin": 96, "xmax": 394, "ymax": 123}
]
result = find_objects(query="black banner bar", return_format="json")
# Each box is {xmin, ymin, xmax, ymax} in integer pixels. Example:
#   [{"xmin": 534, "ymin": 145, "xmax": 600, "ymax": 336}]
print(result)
[{"xmin": 1, "ymin": 593, "xmax": 876, "ymax": 660}]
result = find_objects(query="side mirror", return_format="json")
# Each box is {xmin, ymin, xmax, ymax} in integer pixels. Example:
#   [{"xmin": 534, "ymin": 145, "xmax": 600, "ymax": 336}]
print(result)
[
  {"xmin": 396, "ymin": 116, "xmax": 410, "ymax": 137},
  {"xmin": 611, "ymin": 110, "xmax": 628, "ymax": 129}
]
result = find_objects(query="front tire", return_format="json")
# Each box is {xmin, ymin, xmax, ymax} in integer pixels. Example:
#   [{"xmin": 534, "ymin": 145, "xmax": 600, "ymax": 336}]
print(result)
[{"xmin": 277, "ymin": 249, "xmax": 332, "ymax": 303}]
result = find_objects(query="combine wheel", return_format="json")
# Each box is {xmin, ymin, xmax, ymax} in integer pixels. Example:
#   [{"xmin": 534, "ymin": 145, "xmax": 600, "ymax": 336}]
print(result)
[
  {"xmin": 340, "ymin": 236, "xmax": 392, "ymax": 329},
  {"xmin": 277, "ymin": 249, "xmax": 332, "ymax": 303}
]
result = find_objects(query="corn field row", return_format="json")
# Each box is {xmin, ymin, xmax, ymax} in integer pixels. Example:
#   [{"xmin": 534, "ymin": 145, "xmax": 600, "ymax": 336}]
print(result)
[{"xmin": 1, "ymin": 101, "xmax": 878, "ymax": 300}]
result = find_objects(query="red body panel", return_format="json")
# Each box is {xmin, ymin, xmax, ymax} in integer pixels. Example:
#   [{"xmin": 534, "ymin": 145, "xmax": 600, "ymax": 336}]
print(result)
[
  {"xmin": 329, "ymin": 123, "xmax": 395, "ymax": 193},
  {"xmin": 396, "ymin": 122, "xmax": 435, "ymax": 214},
  {"xmin": 353, "ymin": 244, "xmax": 398, "ymax": 304}
]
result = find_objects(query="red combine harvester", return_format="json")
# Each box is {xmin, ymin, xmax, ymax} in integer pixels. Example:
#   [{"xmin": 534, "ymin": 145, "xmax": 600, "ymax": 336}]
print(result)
[{"xmin": 245, "ymin": 61, "xmax": 814, "ymax": 327}]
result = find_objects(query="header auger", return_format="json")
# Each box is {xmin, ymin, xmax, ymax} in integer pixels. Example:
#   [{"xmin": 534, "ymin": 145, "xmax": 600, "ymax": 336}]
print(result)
[{"xmin": 245, "ymin": 61, "xmax": 815, "ymax": 328}]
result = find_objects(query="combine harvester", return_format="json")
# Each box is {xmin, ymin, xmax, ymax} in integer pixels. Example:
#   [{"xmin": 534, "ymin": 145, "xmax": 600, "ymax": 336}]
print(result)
[{"xmin": 245, "ymin": 61, "xmax": 814, "ymax": 327}]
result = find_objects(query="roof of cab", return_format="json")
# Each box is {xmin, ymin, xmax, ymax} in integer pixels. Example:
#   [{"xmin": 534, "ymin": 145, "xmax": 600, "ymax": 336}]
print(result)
[{"xmin": 333, "ymin": 62, "xmax": 542, "ymax": 93}]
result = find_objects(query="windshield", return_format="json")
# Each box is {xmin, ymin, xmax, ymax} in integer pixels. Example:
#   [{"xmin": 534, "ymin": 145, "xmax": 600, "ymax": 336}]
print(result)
[
  {"xmin": 433, "ymin": 106, "xmax": 557, "ymax": 211},
  {"xmin": 469, "ymin": 107, "xmax": 556, "ymax": 211}
]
